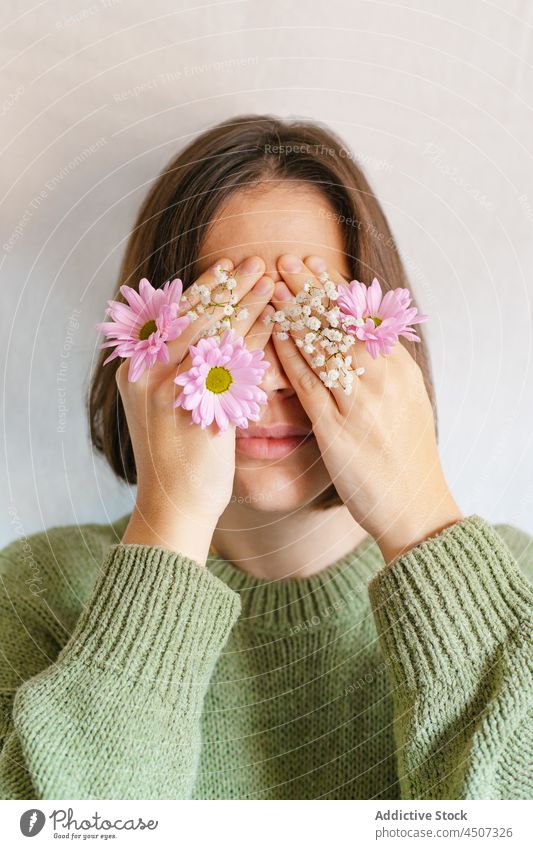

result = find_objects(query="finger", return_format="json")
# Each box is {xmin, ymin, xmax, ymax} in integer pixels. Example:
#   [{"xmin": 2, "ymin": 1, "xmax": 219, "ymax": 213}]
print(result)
[
  {"xmin": 168, "ymin": 256, "xmax": 266, "ymax": 360},
  {"xmin": 271, "ymin": 329, "xmax": 333, "ymax": 423},
  {"xmin": 176, "ymin": 276, "xmax": 275, "ymax": 378},
  {"xmin": 276, "ymin": 254, "xmax": 319, "ymax": 296},
  {"xmin": 304, "ymin": 255, "xmax": 348, "ymax": 287},
  {"xmin": 227, "ymin": 276, "xmax": 275, "ymax": 340},
  {"xmin": 244, "ymin": 304, "xmax": 275, "ymax": 353},
  {"xmin": 178, "ymin": 256, "xmax": 235, "ymax": 313},
  {"xmin": 270, "ymin": 280, "xmax": 373, "ymax": 415}
]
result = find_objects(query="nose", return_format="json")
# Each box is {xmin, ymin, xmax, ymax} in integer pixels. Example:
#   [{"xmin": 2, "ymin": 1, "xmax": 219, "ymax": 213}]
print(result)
[{"xmin": 261, "ymin": 337, "xmax": 296, "ymax": 397}]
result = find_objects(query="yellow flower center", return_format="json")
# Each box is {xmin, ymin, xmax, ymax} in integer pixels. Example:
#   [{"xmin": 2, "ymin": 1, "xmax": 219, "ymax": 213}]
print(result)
[
  {"xmin": 139, "ymin": 319, "xmax": 157, "ymax": 340},
  {"xmin": 367, "ymin": 315, "xmax": 382, "ymax": 327},
  {"xmin": 206, "ymin": 366, "xmax": 233, "ymax": 394}
]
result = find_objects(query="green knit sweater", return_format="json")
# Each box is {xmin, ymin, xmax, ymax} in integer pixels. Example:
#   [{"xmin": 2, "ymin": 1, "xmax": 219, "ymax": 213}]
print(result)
[{"xmin": 0, "ymin": 513, "xmax": 532, "ymax": 800}]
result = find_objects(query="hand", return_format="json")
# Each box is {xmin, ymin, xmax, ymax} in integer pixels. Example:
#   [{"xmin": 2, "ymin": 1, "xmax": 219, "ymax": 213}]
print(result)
[
  {"xmin": 118, "ymin": 256, "xmax": 274, "ymax": 564},
  {"xmin": 270, "ymin": 254, "xmax": 463, "ymax": 565}
]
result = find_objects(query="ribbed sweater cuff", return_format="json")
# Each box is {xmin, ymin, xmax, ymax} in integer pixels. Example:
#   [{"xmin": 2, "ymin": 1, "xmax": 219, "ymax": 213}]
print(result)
[
  {"xmin": 368, "ymin": 514, "xmax": 533, "ymax": 690},
  {"xmin": 57, "ymin": 543, "xmax": 241, "ymax": 696}
]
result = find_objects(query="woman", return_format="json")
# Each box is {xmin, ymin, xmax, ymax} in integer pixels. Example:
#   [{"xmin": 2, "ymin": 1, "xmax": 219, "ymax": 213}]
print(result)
[{"xmin": 1, "ymin": 115, "xmax": 531, "ymax": 800}]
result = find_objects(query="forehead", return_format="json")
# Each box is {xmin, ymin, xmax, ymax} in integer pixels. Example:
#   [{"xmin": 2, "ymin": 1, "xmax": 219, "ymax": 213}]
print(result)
[{"xmin": 197, "ymin": 183, "xmax": 349, "ymax": 278}]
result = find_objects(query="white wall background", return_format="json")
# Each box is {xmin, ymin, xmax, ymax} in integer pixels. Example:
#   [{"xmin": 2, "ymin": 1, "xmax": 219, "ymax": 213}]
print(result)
[{"xmin": 1, "ymin": 0, "xmax": 532, "ymax": 546}]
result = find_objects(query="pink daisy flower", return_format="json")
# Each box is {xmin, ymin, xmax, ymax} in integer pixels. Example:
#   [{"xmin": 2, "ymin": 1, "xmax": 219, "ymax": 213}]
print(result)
[
  {"xmin": 174, "ymin": 329, "xmax": 270, "ymax": 433},
  {"xmin": 96, "ymin": 277, "xmax": 190, "ymax": 382},
  {"xmin": 337, "ymin": 277, "xmax": 429, "ymax": 359}
]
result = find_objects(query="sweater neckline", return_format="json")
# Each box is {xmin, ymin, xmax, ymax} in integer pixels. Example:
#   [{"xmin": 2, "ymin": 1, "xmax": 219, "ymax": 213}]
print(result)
[
  {"xmin": 112, "ymin": 512, "xmax": 384, "ymax": 633},
  {"xmin": 207, "ymin": 535, "xmax": 383, "ymax": 632}
]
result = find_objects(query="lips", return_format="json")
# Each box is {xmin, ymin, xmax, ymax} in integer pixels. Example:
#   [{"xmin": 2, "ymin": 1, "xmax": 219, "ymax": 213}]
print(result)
[
  {"xmin": 236, "ymin": 423, "xmax": 315, "ymax": 459},
  {"xmin": 237, "ymin": 424, "xmax": 311, "ymax": 439}
]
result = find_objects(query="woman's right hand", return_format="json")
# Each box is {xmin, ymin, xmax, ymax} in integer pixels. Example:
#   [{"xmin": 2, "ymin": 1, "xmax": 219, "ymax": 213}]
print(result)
[{"xmin": 118, "ymin": 256, "xmax": 274, "ymax": 565}]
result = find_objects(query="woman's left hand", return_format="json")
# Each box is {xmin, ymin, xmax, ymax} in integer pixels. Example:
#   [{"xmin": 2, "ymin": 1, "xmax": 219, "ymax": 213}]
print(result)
[{"xmin": 271, "ymin": 254, "xmax": 464, "ymax": 565}]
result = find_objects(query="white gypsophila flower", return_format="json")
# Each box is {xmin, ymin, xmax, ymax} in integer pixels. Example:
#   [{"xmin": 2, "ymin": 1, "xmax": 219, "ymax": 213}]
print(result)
[
  {"xmin": 213, "ymin": 292, "xmax": 225, "ymax": 303},
  {"xmin": 187, "ymin": 310, "xmax": 198, "ymax": 321},
  {"xmin": 223, "ymin": 304, "xmax": 234, "ymax": 316},
  {"xmin": 214, "ymin": 266, "xmax": 229, "ymax": 283},
  {"xmin": 236, "ymin": 308, "xmax": 249, "ymax": 321},
  {"xmin": 257, "ymin": 270, "xmax": 365, "ymax": 393},
  {"xmin": 355, "ymin": 366, "xmax": 365, "ymax": 376},
  {"xmin": 226, "ymin": 276, "xmax": 237, "ymax": 290}
]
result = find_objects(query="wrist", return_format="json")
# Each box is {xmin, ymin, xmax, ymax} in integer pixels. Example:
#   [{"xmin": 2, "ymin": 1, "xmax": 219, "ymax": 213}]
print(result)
[
  {"xmin": 376, "ymin": 494, "xmax": 464, "ymax": 566},
  {"xmin": 122, "ymin": 500, "xmax": 219, "ymax": 567}
]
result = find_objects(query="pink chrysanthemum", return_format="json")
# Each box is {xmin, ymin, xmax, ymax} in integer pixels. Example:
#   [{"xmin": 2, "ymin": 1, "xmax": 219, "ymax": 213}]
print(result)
[
  {"xmin": 174, "ymin": 329, "xmax": 270, "ymax": 432},
  {"xmin": 337, "ymin": 277, "xmax": 429, "ymax": 359},
  {"xmin": 96, "ymin": 277, "xmax": 190, "ymax": 381}
]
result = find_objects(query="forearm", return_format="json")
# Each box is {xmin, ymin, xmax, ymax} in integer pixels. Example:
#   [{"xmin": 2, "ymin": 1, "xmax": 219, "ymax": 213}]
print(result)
[
  {"xmin": 368, "ymin": 514, "xmax": 533, "ymax": 799},
  {"xmin": 1, "ymin": 542, "xmax": 241, "ymax": 799}
]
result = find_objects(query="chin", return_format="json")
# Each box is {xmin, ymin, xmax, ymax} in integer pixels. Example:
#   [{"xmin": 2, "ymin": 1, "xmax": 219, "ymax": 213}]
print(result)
[{"xmin": 230, "ymin": 462, "xmax": 331, "ymax": 514}]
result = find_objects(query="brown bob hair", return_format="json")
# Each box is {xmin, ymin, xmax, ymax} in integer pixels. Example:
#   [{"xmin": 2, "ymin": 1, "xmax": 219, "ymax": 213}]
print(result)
[{"xmin": 88, "ymin": 114, "xmax": 437, "ymax": 510}]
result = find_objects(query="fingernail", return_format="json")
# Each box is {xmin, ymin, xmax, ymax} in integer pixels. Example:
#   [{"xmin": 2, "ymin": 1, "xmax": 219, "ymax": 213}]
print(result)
[
  {"xmin": 213, "ymin": 258, "xmax": 233, "ymax": 272},
  {"xmin": 261, "ymin": 305, "xmax": 275, "ymax": 323},
  {"xmin": 307, "ymin": 256, "xmax": 327, "ymax": 273},
  {"xmin": 255, "ymin": 277, "xmax": 273, "ymax": 294},
  {"xmin": 280, "ymin": 254, "xmax": 302, "ymax": 273},
  {"xmin": 241, "ymin": 256, "xmax": 263, "ymax": 274},
  {"xmin": 274, "ymin": 281, "xmax": 292, "ymax": 301}
]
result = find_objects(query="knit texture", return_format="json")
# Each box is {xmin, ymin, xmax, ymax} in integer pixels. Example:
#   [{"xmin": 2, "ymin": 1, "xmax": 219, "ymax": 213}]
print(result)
[{"xmin": 0, "ymin": 513, "xmax": 531, "ymax": 800}]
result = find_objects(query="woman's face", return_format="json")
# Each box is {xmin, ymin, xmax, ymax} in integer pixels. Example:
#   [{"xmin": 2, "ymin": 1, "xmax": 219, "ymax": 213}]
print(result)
[{"xmin": 198, "ymin": 183, "xmax": 350, "ymax": 513}]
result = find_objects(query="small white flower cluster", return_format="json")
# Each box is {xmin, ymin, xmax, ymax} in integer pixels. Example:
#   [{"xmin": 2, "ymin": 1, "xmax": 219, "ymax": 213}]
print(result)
[
  {"xmin": 264, "ymin": 272, "xmax": 365, "ymax": 393},
  {"xmin": 181, "ymin": 265, "xmax": 249, "ymax": 338}
]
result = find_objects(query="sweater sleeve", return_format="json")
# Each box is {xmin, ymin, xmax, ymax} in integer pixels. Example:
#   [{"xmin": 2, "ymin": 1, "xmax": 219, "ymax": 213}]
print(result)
[
  {"xmin": 0, "ymin": 538, "xmax": 241, "ymax": 800},
  {"xmin": 367, "ymin": 514, "xmax": 533, "ymax": 800}
]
